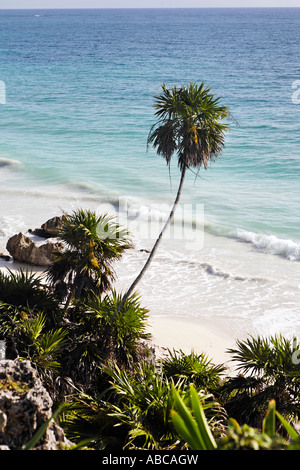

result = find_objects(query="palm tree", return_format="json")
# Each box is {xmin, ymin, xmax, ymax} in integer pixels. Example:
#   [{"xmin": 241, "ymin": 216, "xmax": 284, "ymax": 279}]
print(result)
[
  {"xmin": 46, "ymin": 209, "xmax": 132, "ymax": 308},
  {"xmin": 0, "ymin": 268, "xmax": 62, "ymax": 328},
  {"xmin": 221, "ymin": 335, "xmax": 300, "ymax": 427},
  {"xmin": 120, "ymin": 82, "xmax": 229, "ymax": 307}
]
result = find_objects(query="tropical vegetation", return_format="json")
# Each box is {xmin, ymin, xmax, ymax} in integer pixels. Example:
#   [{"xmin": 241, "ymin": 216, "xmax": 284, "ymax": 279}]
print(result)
[
  {"xmin": 120, "ymin": 82, "xmax": 230, "ymax": 308},
  {"xmin": 46, "ymin": 209, "xmax": 132, "ymax": 308},
  {"xmin": 0, "ymin": 84, "xmax": 299, "ymax": 451},
  {"xmin": 1, "ymin": 209, "xmax": 300, "ymax": 451}
]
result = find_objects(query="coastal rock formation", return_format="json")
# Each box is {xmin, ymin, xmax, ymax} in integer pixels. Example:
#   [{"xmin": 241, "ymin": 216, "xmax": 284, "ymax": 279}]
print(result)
[
  {"xmin": 0, "ymin": 253, "xmax": 11, "ymax": 262},
  {"xmin": 31, "ymin": 215, "xmax": 65, "ymax": 238},
  {"xmin": 0, "ymin": 359, "xmax": 72, "ymax": 450},
  {"xmin": 6, "ymin": 232, "xmax": 64, "ymax": 267}
]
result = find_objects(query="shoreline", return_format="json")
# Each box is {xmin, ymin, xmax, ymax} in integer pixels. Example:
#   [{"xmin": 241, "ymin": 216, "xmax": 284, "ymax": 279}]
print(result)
[
  {"xmin": 2, "ymin": 223, "xmax": 299, "ymax": 376},
  {"xmin": 0, "ymin": 256, "xmax": 239, "ymax": 372},
  {"xmin": 148, "ymin": 315, "xmax": 237, "ymax": 370}
]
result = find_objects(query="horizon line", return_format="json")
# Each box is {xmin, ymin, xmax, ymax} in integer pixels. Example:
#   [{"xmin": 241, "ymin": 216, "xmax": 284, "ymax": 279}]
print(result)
[{"xmin": 0, "ymin": 6, "xmax": 300, "ymax": 9}]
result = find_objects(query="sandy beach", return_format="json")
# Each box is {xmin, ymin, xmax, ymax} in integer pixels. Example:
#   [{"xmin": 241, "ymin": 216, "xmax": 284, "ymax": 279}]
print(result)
[
  {"xmin": 148, "ymin": 315, "xmax": 236, "ymax": 366},
  {"xmin": 2, "ymin": 212, "xmax": 299, "ymax": 379},
  {"xmin": 0, "ymin": 252, "xmax": 238, "ymax": 373},
  {"xmin": 1, "ymin": 214, "xmax": 298, "ymax": 377}
]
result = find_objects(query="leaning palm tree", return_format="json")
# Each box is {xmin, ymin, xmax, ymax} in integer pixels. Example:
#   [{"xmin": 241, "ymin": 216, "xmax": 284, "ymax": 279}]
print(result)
[{"xmin": 120, "ymin": 82, "xmax": 229, "ymax": 306}]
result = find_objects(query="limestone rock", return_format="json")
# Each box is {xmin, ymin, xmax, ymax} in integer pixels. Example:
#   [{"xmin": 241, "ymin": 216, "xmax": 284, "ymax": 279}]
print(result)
[
  {"xmin": 0, "ymin": 359, "xmax": 73, "ymax": 450},
  {"xmin": 0, "ymin": 253, "xmax": 11, "ymax": 262},
  {"xmin": 6, "ymin": 232, "xmax": 64, "ymax": 267},
  {"xmin": 32, "ymin": 215, "xmax": 65, "ymax": 239}
]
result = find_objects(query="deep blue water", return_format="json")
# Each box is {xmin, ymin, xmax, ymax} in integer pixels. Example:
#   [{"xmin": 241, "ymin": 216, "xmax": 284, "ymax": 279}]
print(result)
[{"xmin": 0, "ymin": 8, "xmax": 299, "ymax": 259}]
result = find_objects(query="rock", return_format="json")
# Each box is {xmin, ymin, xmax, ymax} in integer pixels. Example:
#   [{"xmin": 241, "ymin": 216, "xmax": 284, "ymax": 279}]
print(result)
[
  {"xmin": 41, "ymin": 216, "xmax": 65, "ymax": 237},
  {"xmin": 6, "ymin": 232, "xmax": 64, "ymax": 267},
  {"xmin": 32, "ymin": 215, "xmax": 65, "ymax": 239},
  {"xmin": 0, "ymin": 253, "xmax": 11, "ymax": 262},
  {"xmin": 0, "ymin": 359, "xmax": 73, "ymax": 450}
]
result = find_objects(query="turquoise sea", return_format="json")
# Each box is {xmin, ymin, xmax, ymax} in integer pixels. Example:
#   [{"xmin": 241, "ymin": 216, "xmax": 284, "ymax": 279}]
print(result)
[{"xmin": 0, "ymin": 8, "xmax": 299, "ymax": 341}]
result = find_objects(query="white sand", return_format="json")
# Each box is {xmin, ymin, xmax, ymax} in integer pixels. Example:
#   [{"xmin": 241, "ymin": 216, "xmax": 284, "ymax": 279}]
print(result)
[
  {"xmin": 148, "ymin": 315, "xmax": 236, "ymax": 369},
  {"xmin": 0, "ymin": 256, "xmax": 238, "ymax": 373}
]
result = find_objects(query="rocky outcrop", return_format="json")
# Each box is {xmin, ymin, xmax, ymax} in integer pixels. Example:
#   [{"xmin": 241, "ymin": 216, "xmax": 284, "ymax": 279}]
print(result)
[
  {"xmin": 6, "ymin": 232, "xmax": 64, "ymax": 267},
  {"xmin": 31, "ymin": 215, "xmax": 65, "ymax": 239},
  {"xmin": 0, "ymin": 359, "xmax": 73, "ymax": 450},
  {"xmin": 0, "ymin": 253, "xmax": 11, "ymax": 262}
]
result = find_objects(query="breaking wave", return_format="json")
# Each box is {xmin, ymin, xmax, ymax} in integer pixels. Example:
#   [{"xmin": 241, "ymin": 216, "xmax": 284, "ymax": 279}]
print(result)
[
  {"xmin": 0, "ymin": 157, "xmax": 21, "ymax": 169},
  {"xmin": 233, "ymin": 229, "xmax": 300, "ymax": 261}
]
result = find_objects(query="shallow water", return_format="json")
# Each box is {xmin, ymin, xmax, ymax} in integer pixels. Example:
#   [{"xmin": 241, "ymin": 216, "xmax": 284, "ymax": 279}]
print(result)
[{"xmin": 0, "ymin": 8, "xmax": 299, "ymax": 343}]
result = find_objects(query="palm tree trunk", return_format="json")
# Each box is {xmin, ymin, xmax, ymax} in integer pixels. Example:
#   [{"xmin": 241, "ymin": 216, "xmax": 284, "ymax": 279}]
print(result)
[
  {"xmin": 118, "ymin": 165, "xmax": 186, "ymax": 312},
  {"xmin": 63, "ymin": 274, "xmax": 85, "ymax": 312},
  {"xmin": 64, "ymin": 291, "xmax": 73, "ymax": 312}
]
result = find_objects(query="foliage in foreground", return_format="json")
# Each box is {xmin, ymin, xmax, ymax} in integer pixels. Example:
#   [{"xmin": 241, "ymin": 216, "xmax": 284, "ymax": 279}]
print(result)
[
  {"xmin": 171, "ymin": 387, "xmax": 300, "ymax": 450},
  {"xmin": 59, "ymin": 360, "xmax": 224, "ymax": 450},
  {"xmin": 1, "ymin": 209, "xmax": 300, "ymax": 450},
  {"xmin": 220, "ymin": 334, "xmax": 300, "ymax": 428},
  {"xmin": 2, "ymin": 260, "xmax": 300, "ymax": 450}
]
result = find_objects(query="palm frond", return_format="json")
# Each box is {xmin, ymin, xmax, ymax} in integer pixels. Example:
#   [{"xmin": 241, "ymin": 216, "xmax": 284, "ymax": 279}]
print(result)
[
  {"xmin": 161, "ymin": 348, "xmax": 226, "ymax": 392},
  {"xmin": 148, "ymin": 81, "xmax": 230, "ymax": 173},
  {"xmin": 46, "ymin": 210, "xmax": 133, "ymax": 303}
]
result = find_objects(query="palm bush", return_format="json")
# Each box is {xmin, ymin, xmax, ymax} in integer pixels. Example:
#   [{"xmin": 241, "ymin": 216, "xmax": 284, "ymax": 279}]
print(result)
[
  {"xmin": 160, "ymin": 348, "xmax": 226, "ymax": 393},
  {"xmin": 0, "ymin": 304, "xmax": 67, "ymax": 389},
  {"xmin": 46, "ymin": 210, "xmax": 132, "ymax": 307},
  {"xmin": 58, "ymin": 390, "xmax": 128, "ymax": 450},
  {"xmin": 104, "ymin": 361, "xmax": 180, "ymax": 449},
  {"xmin": 17, "ymin": 312, "xmax": 68, "ymax": 381},
  {"xmin": 58, "ymin": 291, "xmax": 151, "ymax": 389},
  {"xmin": 221, "ymin": 335, "xmax": 300, "ymax": 427},
  {"xmin": 0, "ymin": 268, "xmax": 62, "ymax": 327},
  {"xmin": 85, "ymin": 291, "xmax": 151, "ymax": 365},
  {"xmin": 61, "ymin": 361, "xmax": 221, "ymax": 450}
]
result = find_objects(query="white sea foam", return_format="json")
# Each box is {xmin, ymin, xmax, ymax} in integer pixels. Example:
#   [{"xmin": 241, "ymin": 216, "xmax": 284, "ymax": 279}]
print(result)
[
  {"xmin": 252, "ymin": 307, "xmax": 300, "ymax": 338},
  {"xmin": 98, "ymin": 196, "xmax": 300, "ymax": 262},
  {"xmin": 115, "ymin": 235, "xmax": 300, "ymax": 339},
  {"xmin": 233, "ymin": 229, "xmax": 300, "ymax": 261},
  {"xmin": 0, "ymin": 157, "xmax": 21, "ymax": 169}
]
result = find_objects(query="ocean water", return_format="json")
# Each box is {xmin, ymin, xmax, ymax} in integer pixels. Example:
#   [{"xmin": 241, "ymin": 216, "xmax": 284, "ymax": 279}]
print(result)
[{"xmin": 0, "ymin": 8, "xmax": 299, "ymax": 344}]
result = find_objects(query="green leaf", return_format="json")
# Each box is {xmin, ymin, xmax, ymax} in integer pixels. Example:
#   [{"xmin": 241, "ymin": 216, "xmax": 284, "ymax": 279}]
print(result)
[
  {"xmin": 170, "ymin": 407, "xmax": 205, "ymax": 450},
  {"xmin": 262, "ymin": 400, "xmax": 276, "ymax": 437},
  {"xmin": 23, "ymin": 405, "xmax": 64, "ymax": 450},
  {"xmin": 228, "ymin": 417, "xmax": 241, "ymax": 432},
  {"xmin": 171, "ymin": 385, "xmax": 216, "ymax": 450},
  {"xmin": 189, "ymin": 384, "xmax": 217, "ymax": 450},
  {"xmin": 275, "ymin": 411, "xmax": 299, "ymax": 441}
]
